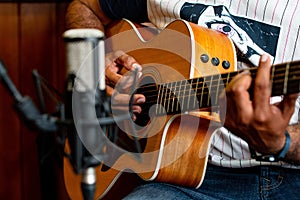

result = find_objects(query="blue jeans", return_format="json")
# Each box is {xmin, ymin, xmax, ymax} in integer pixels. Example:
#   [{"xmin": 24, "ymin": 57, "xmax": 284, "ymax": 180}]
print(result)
[{"xmin": 123, "ymin": 164, "xmax": 300, "ymax": 200}]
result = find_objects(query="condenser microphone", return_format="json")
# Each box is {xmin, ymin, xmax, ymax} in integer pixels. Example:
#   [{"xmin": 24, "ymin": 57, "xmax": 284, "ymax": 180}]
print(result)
[
  {"xmin": 63, "ymin": 28, "xmax": 105, "ymax": 200},
  {"xmin": 64, "ymin": 29, "xmax": 105, "ymax": 91}
]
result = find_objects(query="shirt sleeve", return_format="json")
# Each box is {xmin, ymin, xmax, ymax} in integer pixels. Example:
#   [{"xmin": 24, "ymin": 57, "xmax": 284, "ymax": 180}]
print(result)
[{"xmin": 99, "ymin": 0, "xmax": 149, "ymax": 23}]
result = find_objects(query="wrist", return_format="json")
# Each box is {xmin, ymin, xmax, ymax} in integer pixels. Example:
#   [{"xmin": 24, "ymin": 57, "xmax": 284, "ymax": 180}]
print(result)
[
  {"xmin": 277, "ymin": 130, "xmax": 291, "ymax": 159},
  {"xmin": 251, "ymin": 130, "xmax": 291, "ymax": 162}
]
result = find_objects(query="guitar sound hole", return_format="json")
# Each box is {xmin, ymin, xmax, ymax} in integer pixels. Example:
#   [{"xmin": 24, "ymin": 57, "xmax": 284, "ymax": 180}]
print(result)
[
  {"xmin": 132, "ymin": 76, "xmax": 158, "ymax": 128},
  {"xmin": 134, "ymin": 107, "xmax": 151, "ymax": 127}
]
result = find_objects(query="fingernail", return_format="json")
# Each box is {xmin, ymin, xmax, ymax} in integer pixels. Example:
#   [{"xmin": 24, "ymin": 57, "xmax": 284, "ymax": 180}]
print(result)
[
  {"xmin": 132, "ymin": 63, "xmax": 142, "ymax": 71},
  {"xmin": 260, "ymin": 54, "xmax": 268, "ymax": 62},
  {"xmin": 137, "ymin": 71, "xmax": 143, "ymax": 79},
  {"xmin": 132, "ymin": 114, "xmax": 136, "ymax": 121},
  {"xmin": 137, "ymin": 97, "xmax": 145, "ymax": 103},
  {"xmin": 133, "ymin": 108, "xmax": 141, "ymax": 114}
]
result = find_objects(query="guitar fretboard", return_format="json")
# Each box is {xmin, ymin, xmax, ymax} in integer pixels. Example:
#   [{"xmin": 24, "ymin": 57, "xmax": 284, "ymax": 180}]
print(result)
[{"xmin": 138, "ymin": 61, "xmax": 300, "ymax": 115}]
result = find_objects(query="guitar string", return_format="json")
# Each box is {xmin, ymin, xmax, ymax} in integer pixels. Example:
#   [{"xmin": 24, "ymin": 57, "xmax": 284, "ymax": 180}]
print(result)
[
  {"xmin": 136, "ymin": 70, "xmax": 300, "ymax": 103},
  {"xmin": 121, "ymin": 77, "xmax": 300, "ymax": 112},
  {"xmin": 113, "ymin": 64, "xmax": 300, "ymax": 112},
  {"xmin": 137, "ymin": 64, "xmax": 300, "ymax": 94}
]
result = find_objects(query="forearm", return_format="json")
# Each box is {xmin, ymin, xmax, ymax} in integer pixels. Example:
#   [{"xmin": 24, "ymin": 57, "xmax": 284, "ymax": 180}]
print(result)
[
  {"xmin": 285, "ymin": 123, "xmax": 300, "ymax": 164},
  {"xmin": 65, "ymin": 0, "xmax": 111, "ymax": 31}
]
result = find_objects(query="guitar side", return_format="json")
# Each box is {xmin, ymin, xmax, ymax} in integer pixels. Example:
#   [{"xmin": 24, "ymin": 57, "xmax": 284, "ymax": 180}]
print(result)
[{"xmin": 63, "ymin": 19, "xmax": 236, "ymax": 200}]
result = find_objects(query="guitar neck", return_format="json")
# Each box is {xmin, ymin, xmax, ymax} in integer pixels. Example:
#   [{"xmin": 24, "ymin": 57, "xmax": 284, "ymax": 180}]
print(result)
[
  {"xmin": 268, "ymin": 60, "xmax": 300, "ymax": 96},
  {"xmin": 141, "ymin": 60, "xmax": 300, "ymax": 115}
]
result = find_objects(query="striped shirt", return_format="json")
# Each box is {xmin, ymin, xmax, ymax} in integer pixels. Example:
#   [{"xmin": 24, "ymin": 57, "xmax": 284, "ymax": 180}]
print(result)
[{"xmin": 147, "ymin": 0, "xmax": 300, "ymax": 168}]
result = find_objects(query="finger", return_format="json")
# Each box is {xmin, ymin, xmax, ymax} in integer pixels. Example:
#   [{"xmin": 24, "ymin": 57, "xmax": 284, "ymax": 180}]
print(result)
[
  {"xmin": 111, "ymin": 92, "xmax": 145, "ymax": 107},
  {"xmin": 113, "ymin": 71, "xmax": 143, "ymax": 97},
  {"xmin": 281, "ymin": 93, "xmax": 298, "ymax": 119},
  {"xmin": 132, "ymin": 114, "xmax": 137, "ymax": 121},
  {"xmin": 106, "ymin": 85, "xmax": 114, "ymax": 96},
  {"xmin": 105, "ymin": 53, "xmax": 119, "ymax": 73},
  {"xmin": 110, "ymin": 93, "xmax": 144, "ymax": 119},
  {"xmin": 111, "ymin": 92, "xmax": 130, "ymax": 107},
  {"xmin": 219, "ymin": 72, "xmax": 248, "ymax": 121},
  {"xmin": 226, "ymin": 72, "xmax": 253, "ymax": 123},
  {"xmin": 106, "ymin": 87, "xmax": 146, "ymax": 106},
  {"xmin": 111, "ymin": 104, "xmax": 142, "ymax": 114},
  {"xmin": 253, "ymin": 54, "xmax": 272, "ymax": 112},
  {"xmin": 132, "ymin": 94, "xmax": 146, "ymax": 104},
  {"xmin": 132, "ymin": 105, "xmax": 142, "ymax": 114},
  {"xmin": 114, "ymin": 51, "xmax": 142, "ymax": 72},
  {"xmin": 105, "ymin": 62, "xmax": 142, "ymax": 90},
  {"xmin": 106, "ymin": 66, "xmax": 122, "ymax": 85},
  {"xmin": 218, "ymin": 89, "xmax": 226, "ymax": 123}
]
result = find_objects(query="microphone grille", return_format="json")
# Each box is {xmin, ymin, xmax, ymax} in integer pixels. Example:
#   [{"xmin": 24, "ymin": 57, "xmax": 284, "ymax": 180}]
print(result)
[
  {"xmin": 63, "ymin": 29, "xmax": 105, "ymax": 91},
  {"xmin": 63, "ymin": 28, "xmax": 104, "ymax": 41}
]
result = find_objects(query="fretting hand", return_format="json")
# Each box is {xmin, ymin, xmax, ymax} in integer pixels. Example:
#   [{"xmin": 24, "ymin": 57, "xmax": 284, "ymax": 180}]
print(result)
[{"xmin": 219, "ymin": 54, "xmax": 298, "ymax": 155}]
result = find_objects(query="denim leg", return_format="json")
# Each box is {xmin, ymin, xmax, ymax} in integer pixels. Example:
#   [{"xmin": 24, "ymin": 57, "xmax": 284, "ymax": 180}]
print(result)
[
  {"xmin": 123, "ymin": 164, "xmax": 300, "ymax": 200},
  {"xmin": 123, "ymin": 182, "xmax": 195, "ymax": 200},
  {"xmin": 196, "ymin": 164, "xmax": 261, "ymax": 200},
  {"xmin": 124, "ymin": 164, "xmax": 260, "ymax": 200},
  {"xmin": 260, "ymin": 166, "xmax": 300, "ymax": 200}
]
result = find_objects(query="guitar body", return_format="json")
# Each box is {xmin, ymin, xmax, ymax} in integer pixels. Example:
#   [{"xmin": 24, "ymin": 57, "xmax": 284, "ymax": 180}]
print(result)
[{"xmin": 64, "ymin": 19, "xmax": 236, "ymax": 200}]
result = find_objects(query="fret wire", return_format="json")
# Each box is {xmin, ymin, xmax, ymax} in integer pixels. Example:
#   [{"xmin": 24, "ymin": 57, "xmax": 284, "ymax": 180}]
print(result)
[
  {"xmin": 193, "ymin": 78, "xmax": 199, "ymax": 109},
  {"xmin": 187, "ymin": 79, "xmax": 192, "ymax": 111},
  {"xmin": 214, "ymin": 74, "xmax": 221, "ymax": 107},
  {"xmin": 142, "ymin": 70, "xmax": 300, "ymax": 101},
  {"xmin": 226, "ymin": 71, "xmax": 231, "ymax": 87},
  {"xmin": 175, "ymin": 81, "xmax": 179, "ymax": 112},
  {"xmin": 200, "ymin": 77, "xmax": 205, "ymax": 108},
  {"xmin": 159, "ymin": 83, "xmax": 166, "ymax": 114},
  {"xmin": 168, "ymin": 82, "xmax": 172, "ymax": 113},
  {"xmin": 161, "ymin": 83, "xmax": 167, "ymax": 114},
  {"xmin": 137, "ymin": 63, "xmax": 299, "ymax": 95},
  {"xmin": 161, "ymin": 83, "xmax": 166, "ymax": 113},
  {"xmin": 173, "ymin": 82, "xmax": 178, "ymax": 112},
  {"xmin": 161, "ymin": 84, "xmax": 165, "ymax": 115},
  {"xmin": 164, "ymin": 83, "xmax": 169, "ymax": 113},
  {"xmin": 171, "ymin": 81, "xmax": 177, "ymax": 113},
  {"xmin": 212, "ymin": 75, "xmax": 222, "ymax": 106},
  {"xmin": 128, "ymin": 62, "xmax": 300, "ymax": 114},
  {"xmin": 206, "ymin": 76, "xmax": 213, "ymax": 107},
  {"xmin": 157, "ymin": 84, "xmax": 163, "ymax": 115},
  {"xmin": 180, "ymin": 80, "xmax": 186, "ymax": 111},
  {"xmin": 140, "ymin": 75, "xmax": 300, "ymax": 108},
  {"xmin": 138, "ymin": 71, "xmax": 300, "ymax": 96},
  {"xmin": 193, "ymin": 80, "xmax": 199, "ymax": 110},
  {"xmin": 138, "ymin": 74, "xmax": 231, "ymax": 97},
  {"xmin": 166, "ymin": 82, "xmax": 172, "ymax": 113},
  {"xmin": 176, "ymin": 80, "xmax": 182, "ymax": 112}
]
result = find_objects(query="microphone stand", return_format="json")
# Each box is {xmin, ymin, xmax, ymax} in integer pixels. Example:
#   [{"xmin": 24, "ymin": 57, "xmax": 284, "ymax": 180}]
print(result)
[
  {"xmin": 0, "ymin": 60, "xmax": 59, "ymax": 133},
  {"xmin": 0, "ymin": 58, "xmax": 140, "ymax": 200},
  {"xmin": 0, "ymin": 59, "xmax": 109, "ymax": 200},
  {"xmin": 67, "ymin": 85, "xmax": 108, "ymax": 200}
]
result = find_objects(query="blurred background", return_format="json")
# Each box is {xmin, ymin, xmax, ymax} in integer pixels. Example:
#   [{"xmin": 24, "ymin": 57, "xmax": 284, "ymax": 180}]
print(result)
[{"xmin": 0, "ymin": 1, "xmax": 70, "ymax": 199}]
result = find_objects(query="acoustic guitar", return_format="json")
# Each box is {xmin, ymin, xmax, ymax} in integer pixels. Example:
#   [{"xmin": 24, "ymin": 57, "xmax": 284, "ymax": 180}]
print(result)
[{"xmin": 63, "ymin": 19, "xmax": 300, "ymax": 200}]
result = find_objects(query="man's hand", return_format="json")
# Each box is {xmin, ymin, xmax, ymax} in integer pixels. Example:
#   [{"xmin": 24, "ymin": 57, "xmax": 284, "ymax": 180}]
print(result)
[
  {"xmin": 219, "ymin": 54, "xmax": 298, "ymax": 155},
  {"xmin": 105, "ymin": 51, "xmax": 145, "ymax": 121}
]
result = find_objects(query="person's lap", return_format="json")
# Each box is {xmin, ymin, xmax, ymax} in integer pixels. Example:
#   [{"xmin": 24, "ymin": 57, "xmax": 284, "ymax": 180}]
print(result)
[{"xmin": 124, "ymin": 164, "xmax": 300, "ymax": 200}]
